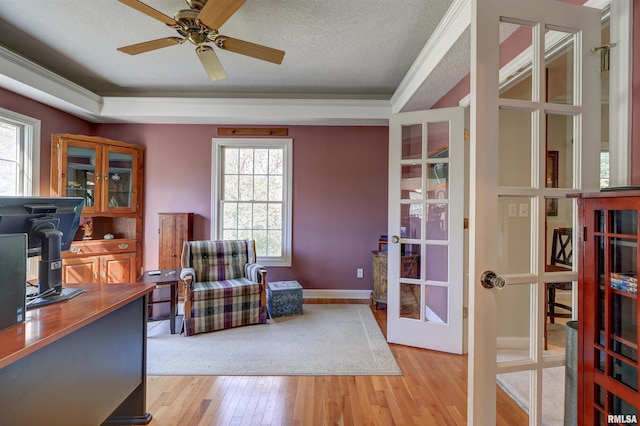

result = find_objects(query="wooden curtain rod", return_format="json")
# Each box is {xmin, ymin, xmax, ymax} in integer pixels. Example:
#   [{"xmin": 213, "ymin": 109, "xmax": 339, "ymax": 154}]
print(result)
[{"xmin": 217, "ymin": 128, "xmax": 288, "ymax": 136}]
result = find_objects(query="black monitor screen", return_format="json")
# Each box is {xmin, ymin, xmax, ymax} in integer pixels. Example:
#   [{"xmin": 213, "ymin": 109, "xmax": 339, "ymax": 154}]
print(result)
[
  {"xmin": 0, "ymin": 196, "xmax": 84, "ymax": 307},
  {"xmin": 0, "ymin": 196, "xmax": 84, "ymax": 257}
]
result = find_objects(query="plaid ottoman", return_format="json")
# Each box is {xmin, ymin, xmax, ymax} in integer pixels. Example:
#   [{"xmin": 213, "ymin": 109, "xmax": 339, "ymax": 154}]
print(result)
[{"xmin": 267, "ymin": 281, "xmax": 303, "ymax": 318}]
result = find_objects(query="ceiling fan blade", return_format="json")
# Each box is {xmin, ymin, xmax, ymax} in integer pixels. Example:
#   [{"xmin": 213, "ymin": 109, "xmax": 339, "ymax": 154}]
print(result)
[
  {"xmin": 197, "ymin": 0, "xmax": 246, "ymax": 29},
  {"xmin": 196, "ymin": 46, "xmax": 228, "ymax": 81},
  {"xmin": 117, "ymin": 37, "xmax": 183, "ymax": 55},
  {"xmin": 118, "ymin": 0, "xmax": 178, "ymax": 26},
  {"xmin": 215, "ymin": 36, "xmax": 285, "ymax": 64}
]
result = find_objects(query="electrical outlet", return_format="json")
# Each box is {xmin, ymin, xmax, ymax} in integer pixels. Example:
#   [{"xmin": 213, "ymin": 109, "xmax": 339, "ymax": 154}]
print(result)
[
  {"xmin": 508, "ymin": 204, "xmax": 517, "ymax": 217},
  {"xmin": 357, "ymin": 268, "xmax": 364, "ymax": 278}
]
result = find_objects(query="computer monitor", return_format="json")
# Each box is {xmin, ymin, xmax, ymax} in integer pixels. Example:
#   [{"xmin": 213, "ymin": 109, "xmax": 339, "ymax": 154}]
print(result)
[{"xmin": 0, "ymin": 196, "xmax": 85, "ymax": 308}]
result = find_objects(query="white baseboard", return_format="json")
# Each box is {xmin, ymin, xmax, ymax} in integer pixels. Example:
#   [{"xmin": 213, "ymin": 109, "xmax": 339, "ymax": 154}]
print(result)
[{"xmin": 303, "ymin": 289, "xmax": 371, "ymax": 300}]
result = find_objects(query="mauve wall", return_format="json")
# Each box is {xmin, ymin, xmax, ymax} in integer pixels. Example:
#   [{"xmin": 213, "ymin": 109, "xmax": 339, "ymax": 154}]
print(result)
[
  {"xmin": 0, "ymin": 87, "xmax": 94, "ymax": 192},
  {"xmin": 94, "ymin": 124, "xmax": 388, "ymax": 291}
]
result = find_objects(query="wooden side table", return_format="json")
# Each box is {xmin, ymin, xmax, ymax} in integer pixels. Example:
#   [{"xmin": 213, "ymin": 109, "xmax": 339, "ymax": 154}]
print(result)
[{"xmin": 138, "ymin": 268, "xmax": 181, "ymax": 334}]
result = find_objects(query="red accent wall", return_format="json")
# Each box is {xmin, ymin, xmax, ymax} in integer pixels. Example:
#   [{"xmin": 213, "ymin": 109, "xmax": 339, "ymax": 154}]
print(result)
[{"xmin": 94, "ymin": 123, "xmax": 389, "ymax": 291}]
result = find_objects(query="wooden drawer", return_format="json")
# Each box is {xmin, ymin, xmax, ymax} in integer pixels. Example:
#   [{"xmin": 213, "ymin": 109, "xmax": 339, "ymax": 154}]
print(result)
[{"xmin": 64, "ymin": 239, "xmax": 137, "ymax": 258}]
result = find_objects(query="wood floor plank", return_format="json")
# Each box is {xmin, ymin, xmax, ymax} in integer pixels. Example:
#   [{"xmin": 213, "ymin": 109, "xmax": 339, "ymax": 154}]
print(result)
[{"xmin": 143, "ymin": 302, "xmax": 528, "ymax": 425}]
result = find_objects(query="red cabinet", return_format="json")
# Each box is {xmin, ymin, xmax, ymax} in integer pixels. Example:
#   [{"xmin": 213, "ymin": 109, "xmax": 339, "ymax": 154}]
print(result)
[{"xmin": 578, "ymin": 190, "xmax": 639, "ymax": 425}]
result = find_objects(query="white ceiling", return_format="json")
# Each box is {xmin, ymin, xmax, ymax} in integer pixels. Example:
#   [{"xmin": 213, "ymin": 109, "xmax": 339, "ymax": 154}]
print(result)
[{"xmin": 0, "ymin": 0, "xmax": 472, "ymax": 125}]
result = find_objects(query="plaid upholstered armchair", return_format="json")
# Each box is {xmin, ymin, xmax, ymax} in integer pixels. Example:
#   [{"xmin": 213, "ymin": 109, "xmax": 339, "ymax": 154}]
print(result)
[{"xmin": 179, "ymin": 239, "xmax": 268, "ymax": 336}]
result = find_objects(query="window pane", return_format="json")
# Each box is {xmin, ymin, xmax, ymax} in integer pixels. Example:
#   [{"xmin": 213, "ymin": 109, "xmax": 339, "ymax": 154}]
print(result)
[
  {"xmin": 0, "ymin": 160, "xmax": 18, "ymax": 195},
  {"xmin": 217, "ymin": 141, "xmax": 290, "ymax": 265},
  {"xmin": 254, "ymin": 175, "xmax": 268, "ymax": 201},
  {"xmin": 222, "ymin": 202, "xmax": 237, "ymax": 229},
  {"xmin": 269, "ymin": 150, "xmax": 283, "ymax": 175},
  {"xmin": 224, "ymin": 148, "xmax": 239, "ymax": 174},
  {"xmin": 253, "ymin": 203, "xmax": 267, "ymax": 229},
  {"xmin": 239, "ymin": 149, "xmax": 253, "ymax": 174},
  {"xmin": 267, "ymin": 230, "xmax": 282, "ymax": 257},
  {"xmin": 499, "ymin": 21, "xmax": 533, "ymax": 101},
  {"xmin": 546, "ymin": 28, "xmax": 576, "ymax": 105},
  {"xmin": 224, "ymin": 174, "xmax": 238, "ymax": 200},
  {"xmin": 254, "ymin": 149, "xmax": 269, "ymax": 174},
  {"xmin": 499, "ymin": 108, "xmax": 532, "ymax": 187},
  {"xmin": 402, "ymin": 124, "xmax": 422, "ymax": 160},
  {"xmin": 268, "ymin": 203, "xmax": 282, "ymax": 229},
  {"xmin": 269, "ymin": 175, "xmax": 283, "ymax": 201}
]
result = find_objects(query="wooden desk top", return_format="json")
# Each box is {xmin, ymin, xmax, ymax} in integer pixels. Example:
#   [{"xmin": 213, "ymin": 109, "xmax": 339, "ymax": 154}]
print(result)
[{"xmin": 0, "ymin": 283, "xmax": 155, "ymax": 369}]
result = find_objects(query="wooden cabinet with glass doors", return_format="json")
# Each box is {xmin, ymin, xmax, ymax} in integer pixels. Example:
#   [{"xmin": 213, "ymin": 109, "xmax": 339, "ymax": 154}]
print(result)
[
  {"xmin": 578, "ymin": 190, "xmax": 639, "ymax": 425},
  {"xmin": 51, "ymin": 134, "xmax": 144, "ymax": 283}
]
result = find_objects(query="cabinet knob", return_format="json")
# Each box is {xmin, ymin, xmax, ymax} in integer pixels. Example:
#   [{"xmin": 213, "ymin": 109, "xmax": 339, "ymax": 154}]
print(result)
[{"xmin": 70, "ymin": 247, "xmax": 82, "ymax": 254}]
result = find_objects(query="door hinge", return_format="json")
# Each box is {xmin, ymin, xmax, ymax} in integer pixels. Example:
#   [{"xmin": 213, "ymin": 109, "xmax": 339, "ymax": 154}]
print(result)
[
  {"xmin": 464, "ymin": 218, "xmax": 469, "ymax": 229},
  {"xmin": 464, "ymin": 128, "xmax": 470, "ymax": 141},
  {"xmin": 583, "ymin": 226, "xmax": 587, "ymax": 242},
  {"xmin": 592, "ymin": 43, "xmax": 616, "ymax": 72},
  {"xmin": 463, "ymin": 307, "xmax": 468, "ymax": 319}
]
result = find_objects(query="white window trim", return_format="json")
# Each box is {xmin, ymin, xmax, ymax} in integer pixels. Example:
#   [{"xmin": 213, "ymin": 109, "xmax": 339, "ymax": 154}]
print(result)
[
  {"xmin": 607, "ymin": 0, "xmax": 632, "ymax": 186},
  {"xmin": 0, "ymin": 107, "xmax": 41, "ymax": 280},
  {"xmin": 0, "ymin": 107, "xmax": 40, "ymax": 196},
  {"xmin": 212, "ymin": 138, "xmax": 293, "ymax": 267}
]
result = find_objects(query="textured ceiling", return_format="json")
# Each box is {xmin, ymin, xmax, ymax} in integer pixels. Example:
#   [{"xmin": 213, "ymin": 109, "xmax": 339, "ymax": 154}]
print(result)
[{"xmin": 0, "ymin": 0, "xmax": 458, "ymax": 100}]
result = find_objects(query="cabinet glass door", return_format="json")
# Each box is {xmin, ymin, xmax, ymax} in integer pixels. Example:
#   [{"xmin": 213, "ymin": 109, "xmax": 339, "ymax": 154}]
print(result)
[
  {"xmin": 590, "ymin": 205, "xmax": 639, "ymax": 423},
  {"xmin": 66, "ymin": 144, "xmax": 101, "ymax": 213},
  {"xmin": 104, "ymin": 147, "xmax": 136, "ymax": 213}
]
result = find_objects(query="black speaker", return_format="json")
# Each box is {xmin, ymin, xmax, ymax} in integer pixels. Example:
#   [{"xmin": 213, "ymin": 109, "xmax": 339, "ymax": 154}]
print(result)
[{"xmin": 0, "ymin": 234, "xmax": 27, "ymax": 332}]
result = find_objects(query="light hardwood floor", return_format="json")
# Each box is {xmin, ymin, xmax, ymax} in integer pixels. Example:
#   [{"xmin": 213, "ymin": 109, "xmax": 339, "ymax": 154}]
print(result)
[{"xmin": 145, "ymin": 300, "xmax": 527, "ymax": 425}]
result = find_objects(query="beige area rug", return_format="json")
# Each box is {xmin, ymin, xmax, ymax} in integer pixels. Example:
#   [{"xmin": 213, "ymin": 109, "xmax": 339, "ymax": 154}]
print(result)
[
  {"xmin": 496, "ymin": 323, "xmax": 568, "ymax": 425},
  {"xmin": 146, "ymin": 304, "xmax": 402, "ymax": 376}
]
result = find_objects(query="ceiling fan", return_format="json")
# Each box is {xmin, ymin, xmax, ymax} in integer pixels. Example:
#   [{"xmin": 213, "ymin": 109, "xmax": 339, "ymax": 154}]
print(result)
[{"xmin": 117, "ymin": 0, "xmax": 285, "ymax": 81}]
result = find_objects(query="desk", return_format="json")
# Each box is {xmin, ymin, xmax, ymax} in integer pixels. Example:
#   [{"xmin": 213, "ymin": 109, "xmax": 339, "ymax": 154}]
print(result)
[
  {"xmin": 0, "ymin": 283, "xmax": 155, "ymax": 425},
  {"xmin": 139, "ymin": 268, "xmax": 181, "ymax": 334}
]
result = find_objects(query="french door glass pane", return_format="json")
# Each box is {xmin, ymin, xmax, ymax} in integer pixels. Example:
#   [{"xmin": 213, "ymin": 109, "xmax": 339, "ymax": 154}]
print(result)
[
  {"xmin": 400, "ymin": 283, "xmax": 420, "ymax": 320},
  {"xmin": 497, "ymin": 283, "xmax": 532, "ymax": 362},
  {"xmin": 545, "ymin": 28, "xmax": 576, "ymax": 105},
  {"xmin": 402, "ymin": 124, "xmax": 422, "ymax": 160},
  {"xmin": 425, "ymin": 285, "xmax": 448, "ymax": 324},
  {"xmin": 499, "ymin": 21, "xmax": 534, "ymax": 102},
  {"xmin": 498, "ymin": 197, "xmax": 533, "ymax": 275},
  {"xmin": 499, "ymin": 108, "xmax": 533, "ymax": 188},
  {"xmin": 546, "ymin": 113, "xmax": 575, "ymax": 189}
]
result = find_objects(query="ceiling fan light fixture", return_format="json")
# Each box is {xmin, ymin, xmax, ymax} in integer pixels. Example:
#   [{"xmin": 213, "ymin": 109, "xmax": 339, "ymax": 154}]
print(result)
[{"xmin": 117, "ymin": 0, "xmax": 284, "ymax": 81}]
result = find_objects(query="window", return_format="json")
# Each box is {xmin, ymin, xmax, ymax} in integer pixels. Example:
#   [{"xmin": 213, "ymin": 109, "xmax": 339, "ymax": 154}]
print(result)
[
  {"xmin": 212, "ymin": 138, "xmax": 292, "ymax": 267},
  {"xmin": 0, "ymin": 108, "xmax": 41, "ymax": 279},
  {"xmin": 0, "ymin": 108, "xmax": 39, "ymax": 196}
]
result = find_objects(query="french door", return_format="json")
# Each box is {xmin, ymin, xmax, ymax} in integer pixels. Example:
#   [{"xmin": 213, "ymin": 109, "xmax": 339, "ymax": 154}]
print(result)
[
  {"xmin": 469, "ymin": 0, "xmax": 600, "ymax": 424},
  {"xmin": 387, "ymin": 107, "xmax": 465, "ymax": 354}
]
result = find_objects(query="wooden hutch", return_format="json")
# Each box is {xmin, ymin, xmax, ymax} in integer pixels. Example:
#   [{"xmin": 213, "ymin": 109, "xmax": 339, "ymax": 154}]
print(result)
[
  {"xmin": 51, "ymin": 134, "xmax": 144, "ymax": 284},
  {"xmin": 577, "ymin": 189, "xmax": 639, "ymax": 425}
]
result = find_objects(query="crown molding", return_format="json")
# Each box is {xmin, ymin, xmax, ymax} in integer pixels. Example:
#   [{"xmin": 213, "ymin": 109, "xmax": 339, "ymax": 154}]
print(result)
[
  {"xmin": 99, "ymin": 96, "xmax": 391, "ymax": 125},
  {"xmin": 390, "ymin": 0, "xmax": 470, "ymax": 113},
  {"xmin": 0, "ymin": 45, "xmax": 391, "ymax": 126},
  {"xmin": 0, "ymin": 45, "xmax": 103, "ymax": 121}
]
